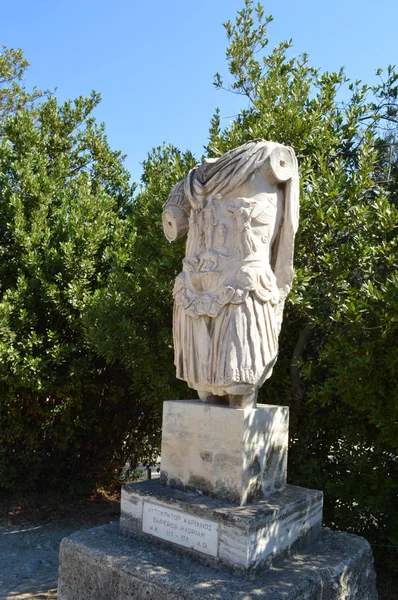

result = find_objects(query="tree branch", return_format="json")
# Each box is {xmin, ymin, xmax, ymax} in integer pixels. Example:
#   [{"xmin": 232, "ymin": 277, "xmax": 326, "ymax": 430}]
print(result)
[{"xmin": 290, "ymin": 324, "xmax": 314, "ymax": 417}]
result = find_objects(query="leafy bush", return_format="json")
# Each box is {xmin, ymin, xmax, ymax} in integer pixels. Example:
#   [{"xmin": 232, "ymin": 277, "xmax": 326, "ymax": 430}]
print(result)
[{"xmin": 0, "ymin": 50, "xmax": 158, "ymax": 491}]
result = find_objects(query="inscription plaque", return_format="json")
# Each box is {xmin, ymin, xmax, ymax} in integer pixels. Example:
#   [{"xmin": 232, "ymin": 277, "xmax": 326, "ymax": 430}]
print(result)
[{"xmin": 142, "ymin": 501, "xmax": 218, "ymax": 557}]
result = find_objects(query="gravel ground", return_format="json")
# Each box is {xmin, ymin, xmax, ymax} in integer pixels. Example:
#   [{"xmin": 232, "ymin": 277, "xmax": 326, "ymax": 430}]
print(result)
[
  {"xmin": 0, "ymin": 519, "xmax": 118, "ymax": 600},
  {"xmin": 0, "ymin": 490, "xmax": 120, "ymax": 600}
]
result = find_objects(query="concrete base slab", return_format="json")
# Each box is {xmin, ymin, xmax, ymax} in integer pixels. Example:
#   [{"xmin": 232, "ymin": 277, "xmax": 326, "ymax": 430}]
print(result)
[
  {"xmin": 57, "ymin": 522, "xmax": 378, "ymax": 600},
  {"xmin": 120, "ymin": 479, "xmax": 323, "ymax": 571}
]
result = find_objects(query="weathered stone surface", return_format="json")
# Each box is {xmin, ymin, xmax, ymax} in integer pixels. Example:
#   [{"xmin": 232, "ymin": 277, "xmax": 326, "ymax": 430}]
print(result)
[
  {"xmin": 161, "ymin": 400, "xmax": 289, "ymax": 503},
  {"xmin": 57, "ymin": 522, "xmax": 378, "ymax": 600},
  {"xmin": 120, "ymin": 478, "xmax": 323, "ymax": 571},
  {"xmin": 162, "ymin": 140, "xmax": 300, "ymax": 408}
]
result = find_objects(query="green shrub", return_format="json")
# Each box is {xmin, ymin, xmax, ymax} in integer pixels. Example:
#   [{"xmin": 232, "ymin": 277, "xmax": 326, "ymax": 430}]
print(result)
[{"xmin": 0, "ymin": 51, "xmax": 158, "ymax": 491}]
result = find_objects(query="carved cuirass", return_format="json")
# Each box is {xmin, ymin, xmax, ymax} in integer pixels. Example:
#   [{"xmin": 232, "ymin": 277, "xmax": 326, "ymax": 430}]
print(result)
[{"xmin": 173, "ymin": 190, "xmax": 282, "ymax": 320}]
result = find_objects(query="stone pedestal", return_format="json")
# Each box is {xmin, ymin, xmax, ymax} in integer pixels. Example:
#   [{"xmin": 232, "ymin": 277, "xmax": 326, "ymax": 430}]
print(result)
[
  {"xmin": 58, "ymin": 523, "xmax": 378, "ymax": 600},
  {"xmin": 161, "ymin": 401, "xmax": 288, "ymax": 504},
  {"xmin": 120, "ymin": 479, "xmax": 323, "ymax": 571},
  {"xmin": 57, "ymin": 400, "xmax": 379, "ymax": 599}
]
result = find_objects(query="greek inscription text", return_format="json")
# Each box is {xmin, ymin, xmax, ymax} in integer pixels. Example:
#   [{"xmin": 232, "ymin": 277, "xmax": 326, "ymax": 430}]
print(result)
[{"xmin": 142, "ymin": 501, "xmax": 218, "ymax": 557}]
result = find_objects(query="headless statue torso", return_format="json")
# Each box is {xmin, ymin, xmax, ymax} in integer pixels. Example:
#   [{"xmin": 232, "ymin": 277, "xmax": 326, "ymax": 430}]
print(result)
[{"xmin": 162, "ymin": 140, "xmax": 299, "ymax": 408}]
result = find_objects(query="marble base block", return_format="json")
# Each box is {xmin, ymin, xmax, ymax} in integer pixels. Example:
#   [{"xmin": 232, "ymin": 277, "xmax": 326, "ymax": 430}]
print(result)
[
  {"xmin": 120, "ymin": 479, "xmax": 323, "ymax": 572},
  {"xmin": 58, "ymin": 523, "xmax": 378, "ymax": 600},
  {"xmin": 160, "ymin": 400, "xmax": 289, "ymax": 504}
]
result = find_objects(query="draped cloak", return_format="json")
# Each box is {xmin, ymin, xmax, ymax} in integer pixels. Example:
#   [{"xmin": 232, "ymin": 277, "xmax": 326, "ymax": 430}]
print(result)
[{"xmin": 163, "ymin": 140, "xmax": 299, "ymax": 396}]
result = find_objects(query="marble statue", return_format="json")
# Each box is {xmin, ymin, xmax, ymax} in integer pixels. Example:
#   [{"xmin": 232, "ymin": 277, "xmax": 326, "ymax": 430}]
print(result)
[{"xmin": 162, "ymin": 140, "xmax": 299, "ymax": 408}]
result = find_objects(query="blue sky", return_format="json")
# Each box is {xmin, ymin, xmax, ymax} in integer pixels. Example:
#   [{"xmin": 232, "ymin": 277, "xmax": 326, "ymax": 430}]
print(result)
[{"xmin": 1, "ymin": 0, "xmax": 397, "ymax": 183}]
